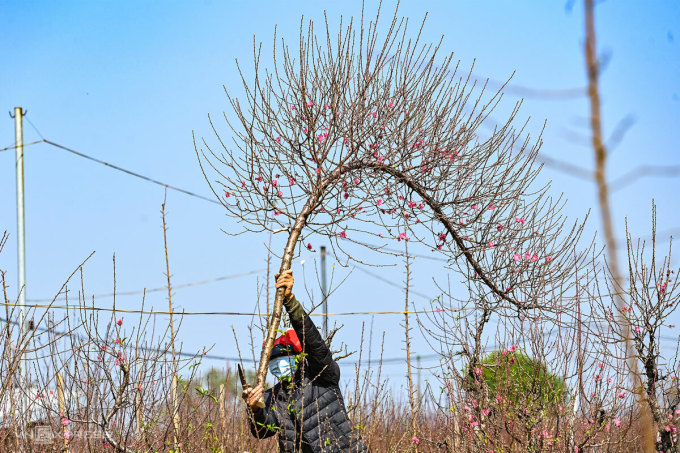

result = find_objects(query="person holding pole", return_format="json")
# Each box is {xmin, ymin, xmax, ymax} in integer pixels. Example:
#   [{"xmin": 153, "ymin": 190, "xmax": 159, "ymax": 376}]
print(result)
[{"xmin": 242, "ymin": 270, "xmax": 368, "ymax": 452}]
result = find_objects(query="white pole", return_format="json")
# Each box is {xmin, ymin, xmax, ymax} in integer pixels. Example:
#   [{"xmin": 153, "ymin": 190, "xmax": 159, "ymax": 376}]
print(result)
[{"xmin": 14, "ymin": 106, "xmax": 27, "ymax": 425}]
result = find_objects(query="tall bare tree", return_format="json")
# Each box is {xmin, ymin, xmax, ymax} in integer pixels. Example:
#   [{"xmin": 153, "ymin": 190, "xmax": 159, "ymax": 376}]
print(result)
[{"xmin": 197, "ymin": 5, "xmax": 591, "ymax": 386}]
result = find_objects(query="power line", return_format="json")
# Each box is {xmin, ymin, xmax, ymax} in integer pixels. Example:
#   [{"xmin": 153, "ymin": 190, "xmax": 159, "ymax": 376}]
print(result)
[
  {"xmin": 0, "ymin": 139, "xmax": 44, "ymax": 153},
  {"xmin": 0, "ymin": 301, "xmax": 466, "ymax": 317},
  {"xmin": 0, "ymin": 314, "xmax": 438, "ymax": 367},
  {"xmin": 27, "ymin": 267, "xmax": 269, "ymax": 303},
  {"xmin": 42, "ymin": 139, "xmax": 220, "ymax": 205},
  {"xmin": 353, "ymin": 265, "xmax": 435, "ymax": 301},
  {"xmin": 23, "ymin": 115, "xmax": 46, "ymax": 141}
]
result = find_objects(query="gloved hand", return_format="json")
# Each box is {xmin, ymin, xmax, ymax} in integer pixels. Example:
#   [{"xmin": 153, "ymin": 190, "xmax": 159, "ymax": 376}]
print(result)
[{"xmin": 275, "ymin": 270, "xmax": 304, "ymax": 321}]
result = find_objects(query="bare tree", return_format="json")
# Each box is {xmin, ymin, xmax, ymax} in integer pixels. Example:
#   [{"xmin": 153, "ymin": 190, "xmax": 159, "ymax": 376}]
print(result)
[
  {"xmin": 197, "ymin": 4, "xmax": 591, "ymax": 387},
  {"xmin": 592, "ymin": 205, "xmax": 680, "ymax": 452}
]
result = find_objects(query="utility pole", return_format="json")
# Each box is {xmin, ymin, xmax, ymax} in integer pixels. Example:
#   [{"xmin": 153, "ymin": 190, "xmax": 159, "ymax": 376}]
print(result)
[
  {"xmin": 320, "ymin": 246, "xmax": 328, "ymax": 337},
  {"xmin": 12, "ymin": 106, "xmax": 28, "ymax": 430}
]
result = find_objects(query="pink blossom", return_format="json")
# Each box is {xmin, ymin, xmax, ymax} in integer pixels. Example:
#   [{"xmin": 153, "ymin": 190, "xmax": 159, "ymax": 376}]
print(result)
[
  {"xmin": 224, "ymin": 191, "xmax": 230, "ymax": 198},
  {"xmin": 634, "ymin": 326, "xmax": 641, "ymax": 333},
  {"xmin": 488, "ymin": 241, "xmax": 494, "ymax": 248},
  {"xmin": 411, "ymin": 436, "xmax": 419, "ymax": 445},
  {"xmin": 436, "ymin": 308, "xmax": 441, "ymax": 312},
  {"xmin": 408, "ymin": 201, "xmax": 416, "ymax": 208},
  {"xmin": 340, "ymin": 231, "xmax": 347, "ymax": 239},
  {"xmin": 306, "ymin": 101, "xmax": 314, "ymax": 107},
  {"xmin": 496, "ymin": 224, "xmax": 503, "ymax": 232},
  {"xmin": 303, "ymin": 128, "xmax": 308, "ymax": 134},
  {"xmin": 64, "ymin": 431, "xmax": 70, "ymax": 440},
  {"xmin": 116, "ymin": 319, "xmax": 123, "ymax": 326},
  {"xmin": 515, "ymin": 217, "xmax": 525, "ymax": 224},
  {"xmin": 475, "ymin": 367, "xmax": 483, "ymax": 375},
  {"xmin": 307, "ymin": 243, "xmax": 313, "ymax": 250},
  {"xmin": 377, "ymin": 198, "xmax": 383, "ymax": 206},
  {"xmin": 666, "ymin": 425, "xmax": 672, "ymax": 432},
  {"xmin": 482, "ymin": 409, "xmax": 490, "ymax": 417},
  {"xmin": 531, "ymin": 255, "xmax": 538, "ymax": 262},
  {"xmin": 61, "ymin": 417, "xmax": 70, "ymax": 426},
  {"xmin": 397, "ymin": 232, "xmax": 408, "ymax": 242},
  {"xmin": 275, "ymin": 136, "xmax": 281, "ymax": 143},
  {"xmin": 388, "ymin": 102, "xmax": 395, "ymax": 108},
  {"xmin": 546, "ymin": 256, "xmax": 552, "ymax": 262},
  {"xmin": 618, "ymin": 391, "xmax": 626, "ymax": 399},
  {"xmin": 488, "ymin": 204, "xmax": 495, "ymax": 210},
  {"xmin": 315, "ymin": 168, "xmax": 321, "ymax": 174},
  {"xmin": 607, "ymin": 377, "xmax": 613, "ymax": 384},
  {"xmin": 513, "ymin": 254, "xmax": 521, "ymax": 261}
]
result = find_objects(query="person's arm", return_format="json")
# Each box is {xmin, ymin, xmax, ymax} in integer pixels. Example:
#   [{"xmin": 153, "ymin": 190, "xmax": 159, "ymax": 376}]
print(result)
[
  {"xmin": 276, "ymin": 271, "xmax": 341, "ymax": 385},
  {"xmin": 242, "ymin": 385, "xmax": 280, "ymax": 438}
]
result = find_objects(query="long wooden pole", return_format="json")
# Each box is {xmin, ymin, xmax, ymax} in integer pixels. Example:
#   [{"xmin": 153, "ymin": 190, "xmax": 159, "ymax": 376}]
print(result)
[{"xmin": 255, "ymin": 196, "xmax": 317, "ymax": 386}]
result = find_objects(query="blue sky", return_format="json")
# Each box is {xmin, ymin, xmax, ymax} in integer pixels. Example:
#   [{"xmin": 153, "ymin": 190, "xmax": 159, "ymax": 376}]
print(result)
[{"xmin": 1, "ymin": 1, "xmax": 678, "ymax": 391}]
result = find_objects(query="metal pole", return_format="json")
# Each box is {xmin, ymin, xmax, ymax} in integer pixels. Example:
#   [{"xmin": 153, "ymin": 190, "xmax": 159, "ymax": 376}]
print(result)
[
  {"xmin": 320, "ymin": 246, "xmax": 328, "ymax": 337},
  {"xmin": 13, "ymin": 106, "xmax": 28, "ymax": 425}
]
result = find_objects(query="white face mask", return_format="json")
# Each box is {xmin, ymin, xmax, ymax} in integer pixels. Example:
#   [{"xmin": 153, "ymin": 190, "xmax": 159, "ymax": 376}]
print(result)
[{"xmin": 268, "ymin": 355, "xmax": 297, "ymax": 380}]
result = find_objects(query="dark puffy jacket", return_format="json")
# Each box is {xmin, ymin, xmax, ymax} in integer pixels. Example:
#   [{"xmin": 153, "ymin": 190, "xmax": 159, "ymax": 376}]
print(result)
[{"xmin": 248, "ymin": 296, "xmax": 368, "ymax": 452}]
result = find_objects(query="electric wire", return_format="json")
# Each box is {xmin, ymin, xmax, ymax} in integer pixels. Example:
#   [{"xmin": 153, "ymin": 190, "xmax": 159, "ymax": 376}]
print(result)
[{"xmin": 43, "ymin": 139, "xmax": 221, "ymax": 205}]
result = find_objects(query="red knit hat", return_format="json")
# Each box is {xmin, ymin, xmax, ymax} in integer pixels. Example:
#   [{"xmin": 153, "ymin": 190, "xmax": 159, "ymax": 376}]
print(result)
[{"xmin": 266, "ymin": 329, "xmax": 302, "ymax": 359}]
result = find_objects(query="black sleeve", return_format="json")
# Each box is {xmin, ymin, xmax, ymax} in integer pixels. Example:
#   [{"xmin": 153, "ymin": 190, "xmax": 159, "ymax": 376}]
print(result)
[
  {"xmin": 247, "ymin": 389, "xmax": 280, "ymax": 439},
  {"xmin": 288, "ymin": 300, "xmax": 340, "ymax": 385}
]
